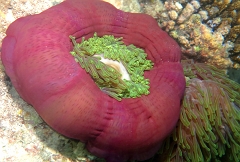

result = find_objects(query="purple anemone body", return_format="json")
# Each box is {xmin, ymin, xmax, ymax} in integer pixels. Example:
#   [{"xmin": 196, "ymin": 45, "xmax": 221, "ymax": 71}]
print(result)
[{"xmin": 1, "ymin": 0, "xmax": 186, "ymax": 161}]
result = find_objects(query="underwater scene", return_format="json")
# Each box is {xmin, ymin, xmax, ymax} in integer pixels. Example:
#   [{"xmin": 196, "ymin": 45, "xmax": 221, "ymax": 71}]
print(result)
[{"xmin": 0, "ymin": 0, "xmax": 239, "ymax": 162}]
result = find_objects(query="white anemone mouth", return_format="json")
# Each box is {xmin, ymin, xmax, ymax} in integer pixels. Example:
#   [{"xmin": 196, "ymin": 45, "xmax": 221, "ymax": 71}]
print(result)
[{"xmin": 95, "ymin": 54, "xmax": 130, "ymax": 81}]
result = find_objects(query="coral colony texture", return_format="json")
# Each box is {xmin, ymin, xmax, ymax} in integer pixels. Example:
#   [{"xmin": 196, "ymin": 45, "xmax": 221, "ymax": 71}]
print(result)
[
  {"xmin": 139, "ymin": 0, "xmax": 240, "ymax": 69},
  {"xmin": 1, "ymin": 0, "xmax": 186, "ymax": 161}
]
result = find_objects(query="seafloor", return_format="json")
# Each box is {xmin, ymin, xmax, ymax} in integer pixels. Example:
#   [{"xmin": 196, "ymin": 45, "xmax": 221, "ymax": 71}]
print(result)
[{"xmin": 0, "ymin": 0, "xmax": 239, "ymax": 162}]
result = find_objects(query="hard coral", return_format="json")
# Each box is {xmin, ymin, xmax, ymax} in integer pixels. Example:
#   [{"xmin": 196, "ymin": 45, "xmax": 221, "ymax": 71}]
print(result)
[
  {"xmin": 141, "ymin": 0, "xmax": 240, "ymax": 69},
  {"xmin": 1, "ymin": 0, "xmax": 185, "ymax": 161}
]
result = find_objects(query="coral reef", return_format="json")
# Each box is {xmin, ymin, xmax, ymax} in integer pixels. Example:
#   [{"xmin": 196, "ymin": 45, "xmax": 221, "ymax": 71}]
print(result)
[
  {"xmin": 139, "ymin": 0, "xmax": 240, "ymax": 69},
  {"xmin": 157, "ymin": 59, "xmax": 240, "ymax": 162},
  {"xmin": 1, "ymin": 0, "xmax": 239, "ymax": 161}
]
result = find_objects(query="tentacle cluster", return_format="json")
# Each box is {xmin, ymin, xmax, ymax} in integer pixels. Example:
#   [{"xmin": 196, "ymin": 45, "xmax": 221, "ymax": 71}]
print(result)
[
  {"xmin": 69, "ymin": 33, "xmax": 153, "ymax": 101},
  {"xmin": 158, "ymin": 59, "xmax": 240, "ymax": 162}
]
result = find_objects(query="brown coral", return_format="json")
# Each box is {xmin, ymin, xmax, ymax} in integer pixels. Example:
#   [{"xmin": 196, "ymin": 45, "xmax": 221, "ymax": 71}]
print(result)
[{"xmin": 139, "ymin": 0, "xmax": 240, "ymax": 69}]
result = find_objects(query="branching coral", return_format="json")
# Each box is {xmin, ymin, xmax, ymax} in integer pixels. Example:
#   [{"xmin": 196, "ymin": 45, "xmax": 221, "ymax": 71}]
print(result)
[
  {"xmin": 202, "ymin": 0, "xmax": 240, "ymax": 68},
  {"xmin": 139, "ymin": 0, "xmax": 240, "ymax": 69},
  {"xmin": 158, "ymin": 59, "xmax": 240, "ymax": 162}
]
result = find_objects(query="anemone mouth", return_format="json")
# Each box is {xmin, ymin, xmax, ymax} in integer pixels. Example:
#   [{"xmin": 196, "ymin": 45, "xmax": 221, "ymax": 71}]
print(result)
[{"xmin": 69, "ymin": 33, "xmax": 154, "ymax": 101}]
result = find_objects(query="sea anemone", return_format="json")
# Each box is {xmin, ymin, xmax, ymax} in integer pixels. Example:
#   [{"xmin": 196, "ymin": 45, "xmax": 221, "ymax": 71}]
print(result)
[
  {"xmin": 158, "ymin": 59, "xmax": 240, "ymax": 162},
  {"xmin": 1, "ymin": 0, "xmax": 185, "ymax": 161}
]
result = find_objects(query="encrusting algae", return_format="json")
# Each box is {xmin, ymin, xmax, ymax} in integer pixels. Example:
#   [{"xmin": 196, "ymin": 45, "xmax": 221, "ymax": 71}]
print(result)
[
  {"xmin": 158, "ymin": 59, "xmax": 240, "ymax": 162},
  {"xmin": 69, "ymin": 33, "xmax": 153, "ymax": 101}
]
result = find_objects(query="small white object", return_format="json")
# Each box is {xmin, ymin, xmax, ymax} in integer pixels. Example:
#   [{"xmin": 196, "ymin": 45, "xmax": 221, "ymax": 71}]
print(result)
[
  {"xmin": 175, "ymin": 2, "xmax": 183, "ymax": 11},
  {"xmin": 95, "ymin": 54, "xmax": 131, "ymax": 80},
  {"xmin": 6, "ymin": 9, "xmax": 15, "ymax": 23}
]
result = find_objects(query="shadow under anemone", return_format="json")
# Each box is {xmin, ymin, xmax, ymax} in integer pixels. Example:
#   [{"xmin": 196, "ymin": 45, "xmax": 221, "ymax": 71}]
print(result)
[{"xmin": 1, "ymin": 0, "xmax": 185, "ymax": 161}]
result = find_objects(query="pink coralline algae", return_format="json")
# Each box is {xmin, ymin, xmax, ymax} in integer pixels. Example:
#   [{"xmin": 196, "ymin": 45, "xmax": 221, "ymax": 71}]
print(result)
[{"xmin": 1, "ymin": 0, "xmax": 185, "ymax": 161}]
